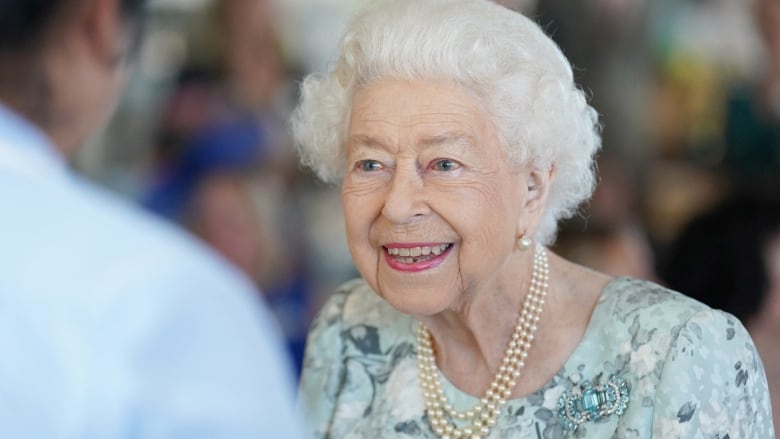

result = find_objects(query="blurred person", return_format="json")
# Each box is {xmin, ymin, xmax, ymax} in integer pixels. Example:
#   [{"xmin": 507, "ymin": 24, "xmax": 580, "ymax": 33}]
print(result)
[
  {"xmin": 0, "ymin": 0, "xmax": 304, "ymax": 437},
  {"xmin": 555, "ymin": 154, "xmax": 657, "ymax": 280},
  {"xmin": 146, "ymin": 0, "xmax": 297, "ymax": 220},
  {"xmin": 181, "ymin": 151, "xmax": 313, "ymax": 376},
  {"xmin": 662, "ymin": 195, "xmax": 780, "ymax": 435},
  {"xmin": 292, "ymin": 1, "xmax": 773, "ymax": 437},
  {"xmin": 144, "ymin": 0, "xmax": 315, "ymax": 375},
  {"xmin": 145, "ymin": 0, "xmax": 300, "ymax": 267},
  {"xmin": 756, "ymin": 0, "xmax": 780, "ymax": 118},
  {"xmin": 555, "ymin": 222, "xmax": 656, "ymax": 280},
  {"xmin": 536, "ymin": 0, "xmax": 651, "ymax": 162},
  {"xmin": 723, "ymin": 0, "xmax": 780, "ymax": 181},
  {"xmin": 187, "ymin": 172, "xmax": 267, "ymax": 281}
]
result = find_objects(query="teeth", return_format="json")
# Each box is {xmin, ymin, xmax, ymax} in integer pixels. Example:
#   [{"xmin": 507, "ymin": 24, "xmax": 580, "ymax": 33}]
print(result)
[{"xmin": 386, "ymin": 244, "xmax": 450, "ymax": 259}]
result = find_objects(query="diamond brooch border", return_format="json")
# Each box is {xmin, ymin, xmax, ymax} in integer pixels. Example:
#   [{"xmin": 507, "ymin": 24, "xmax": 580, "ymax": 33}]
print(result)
[{"xmin": 556, "ymin": 374, "xmax": 630, "ymax": 432}]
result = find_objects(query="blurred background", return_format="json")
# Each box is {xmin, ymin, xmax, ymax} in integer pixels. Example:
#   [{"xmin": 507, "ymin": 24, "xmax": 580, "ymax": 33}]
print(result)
[{"xmin": 72, "ymin": 0, "xmax": 780, "ymax": 380}]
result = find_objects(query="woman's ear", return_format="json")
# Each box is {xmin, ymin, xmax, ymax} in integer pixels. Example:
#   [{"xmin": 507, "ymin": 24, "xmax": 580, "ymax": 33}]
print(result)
[
  {"xmin": 515, "ymin": 164, "xmax": 556, "ymax": 241},
  {"xmin": 523, "ymin": 164, "xmax": 556, "ymax": 213}
]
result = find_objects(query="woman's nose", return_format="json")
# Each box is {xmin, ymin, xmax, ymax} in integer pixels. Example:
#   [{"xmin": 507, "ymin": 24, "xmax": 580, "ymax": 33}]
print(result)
[{"xmin": 380, "ymin": 166, "xmax": 428, "ymax": 224}]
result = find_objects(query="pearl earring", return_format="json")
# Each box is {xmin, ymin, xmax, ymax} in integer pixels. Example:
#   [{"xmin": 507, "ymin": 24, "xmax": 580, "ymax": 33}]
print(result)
[{"xmin": 518, "ymin": 234, "xmax": 532, "ymax": 251}]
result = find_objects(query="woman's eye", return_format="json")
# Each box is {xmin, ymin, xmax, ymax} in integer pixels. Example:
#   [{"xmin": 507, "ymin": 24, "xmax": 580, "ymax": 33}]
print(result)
[
  {"xmin": 431, "ymin": 159, "xmax": 460, "ymax": 172},
  {"xmin": 356, "ymin": 160, "xmax": 383, "ymax": 172}
]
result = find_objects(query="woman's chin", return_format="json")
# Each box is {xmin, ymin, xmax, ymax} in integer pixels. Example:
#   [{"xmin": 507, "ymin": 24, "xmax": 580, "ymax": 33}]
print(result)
[
  {"xmin": 374, "ymin": 283, "xmax": 457, "ymax": 318},
  {"xmin": 365, "ymin": 245, "xmax": 460, "ymax": 316}
]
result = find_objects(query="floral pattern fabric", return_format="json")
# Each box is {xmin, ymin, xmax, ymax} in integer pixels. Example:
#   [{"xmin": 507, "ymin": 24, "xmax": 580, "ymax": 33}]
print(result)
[{"xmin": 298, "ymin": 277, "xmax": 774, "ymax": 438}]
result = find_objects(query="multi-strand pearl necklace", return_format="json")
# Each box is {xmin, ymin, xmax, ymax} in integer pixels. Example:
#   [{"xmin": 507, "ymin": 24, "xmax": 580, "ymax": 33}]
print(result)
[{"xmin": 416, "ymin": 245, "xmax": 549, "ymax": 439}]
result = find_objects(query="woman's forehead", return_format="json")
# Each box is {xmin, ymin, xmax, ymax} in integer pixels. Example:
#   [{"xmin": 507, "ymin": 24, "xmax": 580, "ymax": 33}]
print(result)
[{"xmin": 348, "ymin": 79, "xmax": 494, "ymax": 138}]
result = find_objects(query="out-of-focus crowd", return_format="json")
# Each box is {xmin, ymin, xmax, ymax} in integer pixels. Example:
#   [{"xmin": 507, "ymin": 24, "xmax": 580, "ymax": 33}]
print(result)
[{"xmin": 79, "ymin": 0, "xmax": 779, "ymax": 396}]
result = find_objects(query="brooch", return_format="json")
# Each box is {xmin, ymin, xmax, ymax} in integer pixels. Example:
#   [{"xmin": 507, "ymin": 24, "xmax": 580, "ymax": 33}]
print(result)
[{"xmin": 556, "ymin": 375, "xmax": 630, "ymax": 432}]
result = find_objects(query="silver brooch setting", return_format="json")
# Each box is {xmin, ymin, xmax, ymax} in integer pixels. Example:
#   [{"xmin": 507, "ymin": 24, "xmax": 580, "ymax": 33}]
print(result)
[{"xmin": 556, "ymin": 375, "xmax": 630, "ymax": 432}]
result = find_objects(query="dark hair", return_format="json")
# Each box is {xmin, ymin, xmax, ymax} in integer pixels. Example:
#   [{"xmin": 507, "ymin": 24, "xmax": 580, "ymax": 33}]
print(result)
[
  {"xmin": 0, "ymin": 0, "xmax": 147, "ymax": 51},
  {"xmin": 662, "ymin": 196, "xmax": 780, "ymax": 323}
]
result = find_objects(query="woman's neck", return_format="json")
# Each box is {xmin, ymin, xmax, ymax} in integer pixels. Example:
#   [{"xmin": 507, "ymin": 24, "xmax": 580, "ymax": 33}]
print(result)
[
  {"xmin": 416, "ymin": 250, "xmax": 609, "ymax": 399},
  {"xmin": 418, "ymin": 249, "xmax": 535, "ymax": 396}
]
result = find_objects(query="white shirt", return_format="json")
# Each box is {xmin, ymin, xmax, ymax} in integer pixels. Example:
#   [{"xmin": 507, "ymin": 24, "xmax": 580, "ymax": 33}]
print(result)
[{"xmin": 0, "ymin": 103, "xmax": 305, "ymax": 438}]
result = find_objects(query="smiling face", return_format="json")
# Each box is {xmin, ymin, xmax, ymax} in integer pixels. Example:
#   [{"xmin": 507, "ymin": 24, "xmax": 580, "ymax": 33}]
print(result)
[{"xmin": 343, "ymin": 78, "xmax": 542, "ymax": 317}]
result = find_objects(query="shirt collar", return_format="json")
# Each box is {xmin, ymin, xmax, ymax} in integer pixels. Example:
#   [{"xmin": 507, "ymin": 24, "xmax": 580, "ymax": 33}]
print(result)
[{"xmin": 0, "ymin": 102, "xmax": 68, "ymax": 181}]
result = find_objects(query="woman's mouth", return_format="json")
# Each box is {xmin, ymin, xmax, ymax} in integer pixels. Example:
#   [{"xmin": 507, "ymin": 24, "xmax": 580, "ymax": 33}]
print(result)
[{"xmin": 383, "ymin": 243, "xmax": 453, "ymax": 272}]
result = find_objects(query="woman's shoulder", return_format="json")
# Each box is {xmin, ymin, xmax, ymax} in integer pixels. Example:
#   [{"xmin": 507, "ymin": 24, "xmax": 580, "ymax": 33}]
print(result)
[
  {"xmin": 601, "ymin": 277, "xmax": 733, "ymax": 327},
  {"xmin": 323, "ymin": 278, "xmax": 410, "ymax": 322},
  {"xmin": 580, "ymin": 278, "xmax": 749, "ymax": 364},
  {"xmin": 596, "ymin": 281, "xmax": 771, "ymax": 438},
  {"xmin": 311, "ymin": 278, "xmax": 415, "ymax": 347},
  {"xmin": 585, "ymin": 277, "xmax": 746, "ymax": 358}
]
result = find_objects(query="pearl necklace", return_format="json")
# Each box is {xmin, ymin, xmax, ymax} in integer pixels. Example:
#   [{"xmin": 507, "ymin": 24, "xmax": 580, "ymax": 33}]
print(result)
[{"xmin": 416, "ymin": 245, "xmax": 549, "ymax": 439}]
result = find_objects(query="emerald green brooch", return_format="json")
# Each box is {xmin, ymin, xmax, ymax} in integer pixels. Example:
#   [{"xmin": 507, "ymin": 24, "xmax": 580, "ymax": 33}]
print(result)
[{"xmin": 557, "ymin": 375, "xmax": 630, "ymax": 432}]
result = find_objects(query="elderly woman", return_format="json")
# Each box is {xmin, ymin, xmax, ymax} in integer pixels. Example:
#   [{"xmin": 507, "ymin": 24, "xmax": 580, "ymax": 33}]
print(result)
[{"xmin": 292, "ymin": 1, "xmax": 774, "ymax": 437}]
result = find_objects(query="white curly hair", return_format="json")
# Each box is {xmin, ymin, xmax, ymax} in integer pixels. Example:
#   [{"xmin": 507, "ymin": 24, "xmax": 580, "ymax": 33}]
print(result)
[{"xmin": 291, "ymin": 0, "xmax": 601, "ymax": 245}]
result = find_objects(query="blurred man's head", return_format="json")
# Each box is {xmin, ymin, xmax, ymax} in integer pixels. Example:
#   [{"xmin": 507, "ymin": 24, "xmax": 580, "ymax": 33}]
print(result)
[
  {"xmin": 0, "ymin": 0, "xmax": 147, "ymax": 155},
  {"xmin": 757, "ymin": 0, "xmax": 780, "ymax": 66}
]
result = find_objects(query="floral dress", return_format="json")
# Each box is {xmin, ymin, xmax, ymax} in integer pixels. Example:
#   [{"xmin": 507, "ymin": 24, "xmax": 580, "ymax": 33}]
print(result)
[{"xmin": 298, "ymin": 277, "xmax": 774, "ymax": 438}]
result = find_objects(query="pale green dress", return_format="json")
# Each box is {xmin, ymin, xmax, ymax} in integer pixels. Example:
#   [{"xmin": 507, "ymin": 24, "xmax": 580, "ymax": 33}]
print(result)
[{"xmin": 299, "ymin": 277, "xmax": 774, "ymax": 438}]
